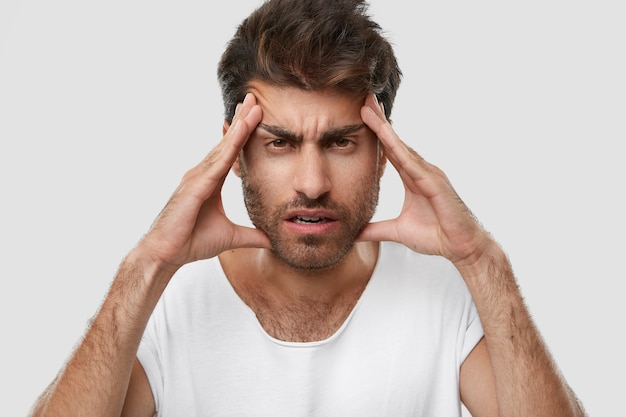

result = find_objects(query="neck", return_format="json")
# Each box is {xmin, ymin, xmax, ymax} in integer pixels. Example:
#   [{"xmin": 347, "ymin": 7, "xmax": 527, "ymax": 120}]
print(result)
[
  {"xmin": 219, "ymin": 241, "xmax": 380, "ymax": 342},
  {"xmin": 220, "ymin": 241, "xmax": 379, "ymax": 303}
]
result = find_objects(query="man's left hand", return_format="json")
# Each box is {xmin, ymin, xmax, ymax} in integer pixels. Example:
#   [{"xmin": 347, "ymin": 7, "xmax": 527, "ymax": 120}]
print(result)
[{"xmin": 359, "ymin": 93, "xmax": 494, "ymax": 267}]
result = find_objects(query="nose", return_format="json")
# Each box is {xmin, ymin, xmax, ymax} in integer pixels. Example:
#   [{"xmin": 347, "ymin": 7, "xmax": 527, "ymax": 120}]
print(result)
[{"xmin": 292, "ymin": 146, "xmax": 332, "ymax": 200}]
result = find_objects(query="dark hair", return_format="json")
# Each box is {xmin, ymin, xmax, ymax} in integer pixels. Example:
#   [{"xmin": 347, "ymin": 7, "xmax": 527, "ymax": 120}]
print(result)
[{"xmin": 217, "ymin": 0, "xmax": 402, "ymax": 122}]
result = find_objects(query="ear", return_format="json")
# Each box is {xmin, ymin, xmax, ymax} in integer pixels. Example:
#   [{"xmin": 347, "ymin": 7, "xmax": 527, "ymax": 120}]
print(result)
[{"xmin": 223, "ymin": 119, "xmax": 244, "ymax": 178}]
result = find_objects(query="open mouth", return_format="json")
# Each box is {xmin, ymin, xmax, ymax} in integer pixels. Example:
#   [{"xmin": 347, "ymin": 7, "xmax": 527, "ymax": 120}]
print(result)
[{"xmin": 291, "ymin": 216, "xmax": 330, "ymax": 224}]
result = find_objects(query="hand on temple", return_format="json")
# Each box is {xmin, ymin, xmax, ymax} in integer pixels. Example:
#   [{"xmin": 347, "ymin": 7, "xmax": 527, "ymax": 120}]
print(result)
[{"xmin": 359, "ymin": 93, "xmax": 494, "ymax": 267}]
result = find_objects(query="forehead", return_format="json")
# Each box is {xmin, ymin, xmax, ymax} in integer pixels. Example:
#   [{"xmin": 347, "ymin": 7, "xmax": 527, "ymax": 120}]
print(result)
[{"xmin": 247, "ymin": 80, "xmax": 366, "ymax": 128}]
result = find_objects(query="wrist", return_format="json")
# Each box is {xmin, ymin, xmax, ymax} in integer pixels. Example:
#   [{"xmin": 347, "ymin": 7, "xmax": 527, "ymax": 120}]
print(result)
[
  {"xmin": 121, "ymin": 245, "xmax": 178, "ymax": 293},
  {"xmin": 91, "ymin": 247, "xmax": 177, "ymax": 338},
  {"xmin": 453, "ymin": 239, "xmax": 511, "ymax": 287}
]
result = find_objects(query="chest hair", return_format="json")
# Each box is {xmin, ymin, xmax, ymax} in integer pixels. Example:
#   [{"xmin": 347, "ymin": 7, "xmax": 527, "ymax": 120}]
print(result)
[{"xmin": 240, "ymin": 283, "xmax": 365, "ymax": 343}]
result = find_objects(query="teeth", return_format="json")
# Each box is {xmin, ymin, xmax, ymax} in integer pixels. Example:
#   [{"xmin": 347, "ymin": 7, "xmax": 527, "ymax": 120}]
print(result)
[{"xmin": 294, "ymin": 216, "xmax": 325, "ymax": 224}]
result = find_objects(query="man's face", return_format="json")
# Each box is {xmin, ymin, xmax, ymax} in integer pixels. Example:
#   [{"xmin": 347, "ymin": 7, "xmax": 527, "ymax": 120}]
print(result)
[{"xmin": 235, "ymin": 82, "xmax": 384, "ymax": 271}]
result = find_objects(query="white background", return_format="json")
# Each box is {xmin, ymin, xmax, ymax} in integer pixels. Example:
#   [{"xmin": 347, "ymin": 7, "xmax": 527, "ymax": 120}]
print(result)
[{"xmin": 1, "ymin": 0, "xmax": 624, "ymax": 415}]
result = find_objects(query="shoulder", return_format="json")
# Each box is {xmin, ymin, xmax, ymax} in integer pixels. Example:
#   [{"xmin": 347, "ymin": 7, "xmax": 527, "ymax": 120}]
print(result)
[
  {"xmin": 370, "ymin": 242, "xmax": 476, "ymax": 316},
  {"xmin": 376, "ymin": 241, "xmax": 464, "ymax": 287},
  {"xmin": 151, "ymin": 257, "xmax": 231, "ymax": 320},
  {"xmin": 165, "ymin": 257, "xmax": 224, "ymax": 294},
  {"xmin": 358, "ymin": 242, "xmax": 483, "ymax": 352}
]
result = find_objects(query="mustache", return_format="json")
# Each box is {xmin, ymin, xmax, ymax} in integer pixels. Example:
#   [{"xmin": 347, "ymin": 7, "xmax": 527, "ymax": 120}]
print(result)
[{"xmin": 279, "ymin": 194, "xmax": 346, "ymax": 214}]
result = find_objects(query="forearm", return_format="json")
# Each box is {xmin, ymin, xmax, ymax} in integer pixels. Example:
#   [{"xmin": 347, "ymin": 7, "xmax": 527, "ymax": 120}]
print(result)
[
  {"xmin": 30, "ymin": 251, "xmax": 172, "ymax": 417},
  {"xmin": 456, "ymin": 243, "xmax": 586, "ymax": 417}
]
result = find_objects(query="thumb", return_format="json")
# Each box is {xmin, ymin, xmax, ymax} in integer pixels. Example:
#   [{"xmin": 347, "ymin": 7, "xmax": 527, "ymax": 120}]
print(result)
[
  {"xmin": 231, "ymin": 225, "xmax": 273, "ymax": 250},
  {"xmin": 356, "ymin": 220, "xmax": 400, "ymax": 243}
]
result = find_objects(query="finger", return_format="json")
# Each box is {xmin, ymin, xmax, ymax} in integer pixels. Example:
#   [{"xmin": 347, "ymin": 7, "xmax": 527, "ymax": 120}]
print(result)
[
  {"xmin": 182, "ymin": 94, "xmax": 262, "ymax": 201},
  {"xmin": 361, "ymin": 98, "xmax": 415, "ymax": 176},
  {"xmin": 207, "ymin": 93, "xmax": 262, "ymax": 177},
  {"xmin": 225, "ymin": 93, "xmax": 262, "ymax": 150},
  {"xmin": 356, "ymin": 219, "xmax": 400, "ymax": 243},
  {"xmin": 361, "ymin": 94, "xmax": 442, "ymax": 196},
  {"xmin": 360, "ymin": 94, "xmax": 409, "ymax": 162},
  {"xmin": 364, "ymin": 93, "xmax": 431, "ymax": 164},
  {"xmin": 231, "ymin": 225, "xmax": 273, "ymax": 250}
]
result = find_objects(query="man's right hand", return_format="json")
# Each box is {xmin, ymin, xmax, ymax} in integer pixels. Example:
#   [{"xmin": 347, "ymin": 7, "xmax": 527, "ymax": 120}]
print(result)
[{"xmin": 135, "ymin": 93, "xmax": 271, "ymax": 275}]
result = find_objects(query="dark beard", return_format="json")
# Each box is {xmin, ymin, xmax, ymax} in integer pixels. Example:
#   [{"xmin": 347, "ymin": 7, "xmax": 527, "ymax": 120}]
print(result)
[{"xmin": 240, "ymin": 172, "xmax": 380, "ymax": 271}]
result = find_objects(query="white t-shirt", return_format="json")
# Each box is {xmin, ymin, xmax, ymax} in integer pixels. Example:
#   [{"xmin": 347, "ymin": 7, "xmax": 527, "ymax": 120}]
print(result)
[{"xmin": 137, "ymin": 241, "xmax": 484, "ymax": 416}]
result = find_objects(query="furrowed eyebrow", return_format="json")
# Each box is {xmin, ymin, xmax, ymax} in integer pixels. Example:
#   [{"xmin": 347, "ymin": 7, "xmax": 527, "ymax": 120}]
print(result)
[
  {"xmin": 257, "ymin": 123, "xmax": 365, "ymax": 145},
  {"xmin": 320, "ymin": 124, "xmax": 366, "ymax": 145},
  {"xmin": 258, "ymin": 123, "xmax": 302, "ymax": 142}
]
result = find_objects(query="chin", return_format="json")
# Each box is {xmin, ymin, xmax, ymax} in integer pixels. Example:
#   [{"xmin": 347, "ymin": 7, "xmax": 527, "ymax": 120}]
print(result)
[{"xmin": 271, "ymin": 236, "xmax": 355, "ymax": 272}]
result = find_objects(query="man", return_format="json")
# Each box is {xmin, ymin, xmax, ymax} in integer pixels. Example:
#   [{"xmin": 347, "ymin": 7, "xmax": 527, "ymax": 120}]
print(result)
[{"xmin": 30, "ymin": 0, "xmax": 586, "ymax": 416}]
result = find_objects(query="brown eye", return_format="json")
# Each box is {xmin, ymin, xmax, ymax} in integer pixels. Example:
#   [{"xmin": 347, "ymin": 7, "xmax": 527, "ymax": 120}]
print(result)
[
  {"xmin": 334, "ymin": 138, "xmax": 351, "ymax": 148},
  {"xmin": 271, "ymin": 139, "xmax": 288, "ymax": 148}
]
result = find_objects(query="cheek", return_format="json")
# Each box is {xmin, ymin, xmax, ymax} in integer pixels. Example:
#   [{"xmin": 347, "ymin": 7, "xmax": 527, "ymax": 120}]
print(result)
[
  {"xmin": 332, "ymin": 152, "xmax": 381, "ymax": 183},
  {"xmin": 241, "ymin": 160, "xmax": 284, "ymax": 206},
  {"xmin": 242, "ymin": 148, "xmax": 295, "ymax": 189}
]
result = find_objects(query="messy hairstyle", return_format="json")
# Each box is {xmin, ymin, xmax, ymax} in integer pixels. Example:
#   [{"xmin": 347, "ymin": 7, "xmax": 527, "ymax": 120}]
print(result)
[{"xmin": 217, "ymin": 0, "xmax": 402, "ymax": 122}]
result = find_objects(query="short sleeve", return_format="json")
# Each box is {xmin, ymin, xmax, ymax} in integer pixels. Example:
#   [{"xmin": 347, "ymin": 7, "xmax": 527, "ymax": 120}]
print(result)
[
  {"xmin": 460, "ymin": 301, "xmax": 484, "ymax": 362},
  {"xmin": 137, "ymin": 315, "xmax": 164, "ymax": 411}
]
